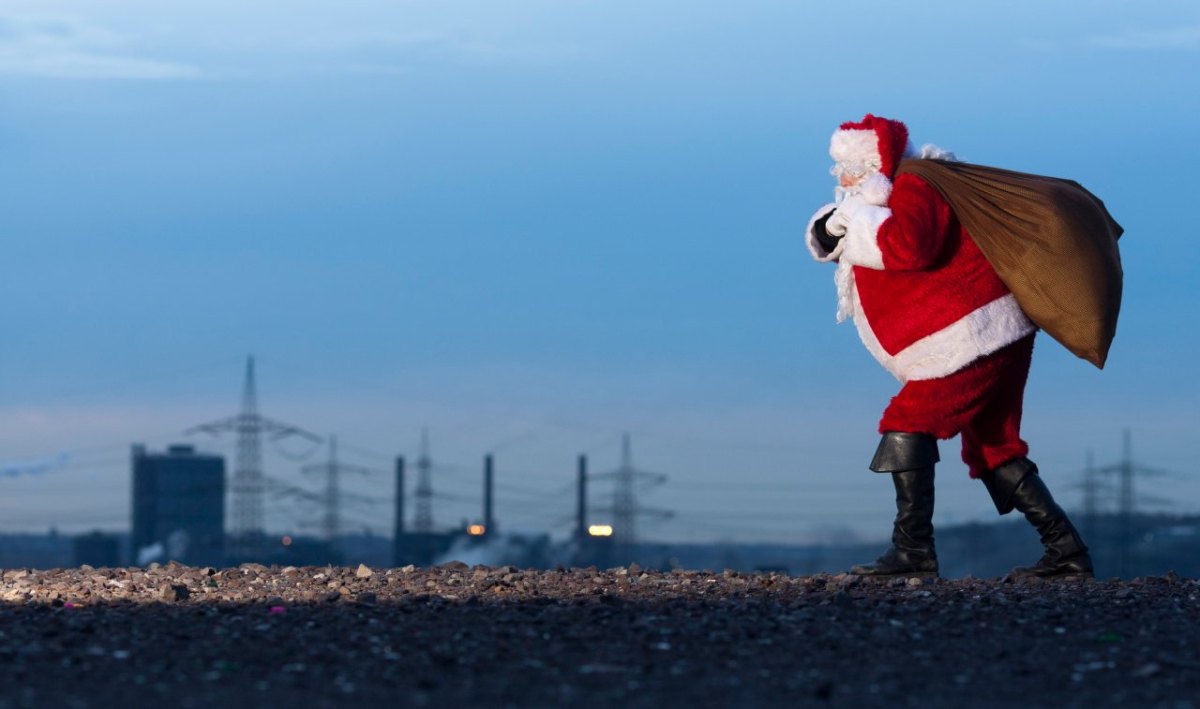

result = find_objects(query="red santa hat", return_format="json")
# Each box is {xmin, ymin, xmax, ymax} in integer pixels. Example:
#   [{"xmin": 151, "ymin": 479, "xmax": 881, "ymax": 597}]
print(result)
[
  {"xmin": 830, "ymin": 114, "xmax": 914, "ymax": 204},
  {"xmin": 830, "ymin": 113, "xmax": 911, "ymax": 178}
]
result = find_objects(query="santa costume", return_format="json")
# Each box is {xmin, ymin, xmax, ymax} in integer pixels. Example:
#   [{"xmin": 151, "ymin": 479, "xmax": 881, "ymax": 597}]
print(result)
[{"xmin": 807, "ymin": 114, "xmax": 1093, "ymax": 579}]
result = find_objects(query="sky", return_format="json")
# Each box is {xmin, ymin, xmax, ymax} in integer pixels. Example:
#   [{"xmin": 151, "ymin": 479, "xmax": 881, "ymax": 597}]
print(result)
[{"xmin": 1, "ymin": 0, "xmax": 1198, "ymax": 546}]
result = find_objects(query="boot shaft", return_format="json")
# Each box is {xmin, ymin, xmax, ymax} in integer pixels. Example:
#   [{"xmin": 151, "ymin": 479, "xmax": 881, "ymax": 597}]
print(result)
[{"xmin": 891, "ymin": 466, "xmax": 936, "ymax": 554}]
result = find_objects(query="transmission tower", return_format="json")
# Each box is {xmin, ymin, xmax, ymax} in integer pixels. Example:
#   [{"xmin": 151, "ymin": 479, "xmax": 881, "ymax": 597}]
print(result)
[
  {"xmin": 1079, "ymin": 428, "xmax": 1186, "ymax": 578},
  {"xmin": 614, "ymin": 435, "xmax": 638, "ymax": 544},
  {"xmin": 187, "ymin": 356, "xmax": 321, "ymax": 561},
  {"xmin": 590, "ymin": 433, "xmax": 673, "ymax": 548},
  {"xmin": 302, "ymin": 435, "xmax": 370, "ymax": 547},
  {"xmin": 414, "ymin": 428, "xmax": 434, "ymax": 533},
  {"xmin": 1081, "ymin": 450, "xmax": 1099, "ymax": 544}
]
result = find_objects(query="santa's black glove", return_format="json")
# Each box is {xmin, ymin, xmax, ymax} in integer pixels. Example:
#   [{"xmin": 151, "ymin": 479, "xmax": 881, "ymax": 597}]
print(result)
[{"xmin": 813, "ymin": 211, "xmax": 843, "ymax": 253}]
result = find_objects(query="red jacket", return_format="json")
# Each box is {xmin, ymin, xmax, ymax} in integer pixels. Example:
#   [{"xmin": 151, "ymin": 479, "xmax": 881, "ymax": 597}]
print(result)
[{"xmin": 807, "ymin": 173, "xmax": 1035, "ymax": 382}]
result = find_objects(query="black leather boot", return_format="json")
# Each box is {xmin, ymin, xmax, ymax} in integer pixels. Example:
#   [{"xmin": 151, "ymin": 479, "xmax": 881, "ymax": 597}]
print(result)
[
  {"xmin": 850, "ymin": 432, "xmax": 939, "ymax": 579},
  {"xmin": 981, "ymin": 457, "xmax": 1094, "ymax": 579}
]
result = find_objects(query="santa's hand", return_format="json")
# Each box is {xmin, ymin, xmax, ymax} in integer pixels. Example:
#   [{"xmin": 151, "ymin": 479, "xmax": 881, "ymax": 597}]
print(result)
[
  {"xmin": 827, "ymin": 194, "xmax": 869, "ymax": 236},
  {"xmin": 825, "ymin": 208, "xmax": 850, "ymax": 237}
]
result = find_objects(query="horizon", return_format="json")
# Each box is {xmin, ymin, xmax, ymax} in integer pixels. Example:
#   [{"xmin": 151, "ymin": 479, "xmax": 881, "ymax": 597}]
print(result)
[{"xmin": 2, "ymin": 0, "xmax": 1198, "ymax": 545}]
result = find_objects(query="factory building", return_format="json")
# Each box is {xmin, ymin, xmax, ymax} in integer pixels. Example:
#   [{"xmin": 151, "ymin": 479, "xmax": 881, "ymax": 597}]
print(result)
[{"xmin": 131, "ymin": 444, "xmax": 225, "ymax": 566}]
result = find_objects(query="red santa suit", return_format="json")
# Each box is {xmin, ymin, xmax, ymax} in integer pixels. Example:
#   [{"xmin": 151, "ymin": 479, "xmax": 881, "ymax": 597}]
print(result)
[{"xmin": 807, "ymin": 115, "xmax": 1037, "ymax": 478}]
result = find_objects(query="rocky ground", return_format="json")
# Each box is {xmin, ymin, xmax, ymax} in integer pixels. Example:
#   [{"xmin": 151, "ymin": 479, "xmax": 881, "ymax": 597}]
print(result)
[{"xmin": 0, "ymin": 563, "xmax": 1197, "ymax": 708}]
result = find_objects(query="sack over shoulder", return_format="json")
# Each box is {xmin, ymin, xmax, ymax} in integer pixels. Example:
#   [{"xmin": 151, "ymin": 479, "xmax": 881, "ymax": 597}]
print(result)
[{"xmin": 895, "ymin": 159, "xmax": 1124, "ymax": 368}]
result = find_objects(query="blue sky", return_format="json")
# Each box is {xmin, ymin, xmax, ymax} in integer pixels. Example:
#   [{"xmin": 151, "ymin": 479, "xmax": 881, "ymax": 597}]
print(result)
[{"xmin": 1, "ymin": 0, "xmax": 1198, "ymax": 545}]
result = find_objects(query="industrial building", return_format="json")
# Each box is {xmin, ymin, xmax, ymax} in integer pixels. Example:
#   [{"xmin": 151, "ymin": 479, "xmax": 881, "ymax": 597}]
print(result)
[
  {"xmin": 131, "ymin": 444, "xmax": 226, "ymax": 566},
  {"xmin": 73, "ymin": 530, "xmax": 122, "ymax": 567}
]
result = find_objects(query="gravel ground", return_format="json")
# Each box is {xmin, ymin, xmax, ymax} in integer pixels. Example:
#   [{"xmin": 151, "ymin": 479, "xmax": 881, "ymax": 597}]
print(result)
[{"xmin": 1, "ymin": 563, "xmax": 1197, "ymax": 708}]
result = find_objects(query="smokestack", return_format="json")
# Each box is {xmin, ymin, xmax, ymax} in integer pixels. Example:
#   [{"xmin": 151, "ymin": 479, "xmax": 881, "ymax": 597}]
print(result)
[
  {"xmin": 576, "ymin": 454, "xmax": 587, "ymax": 540},
  {"xmin": 484, "ymin": 454, "xmax": 495, "ymax": 537},
  {"xmin": 393, "ymin": 456, "xmax": 405, "ymax": 559}
]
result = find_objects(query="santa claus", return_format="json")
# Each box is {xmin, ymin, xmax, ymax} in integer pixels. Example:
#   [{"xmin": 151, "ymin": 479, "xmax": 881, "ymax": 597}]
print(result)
[{"xmin": 806, "ymin": 114, "xmax": 1093, "ymax": 579}]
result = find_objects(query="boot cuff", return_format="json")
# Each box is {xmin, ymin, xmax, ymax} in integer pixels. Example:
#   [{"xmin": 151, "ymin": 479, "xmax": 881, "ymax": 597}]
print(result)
[
  {"xmin": 869, "ymin": 432, "xmax": 939, "ymax": 473},
  {"xmin": 982, "ymin": 457, "xmax": 1039, "ymax": 514}
]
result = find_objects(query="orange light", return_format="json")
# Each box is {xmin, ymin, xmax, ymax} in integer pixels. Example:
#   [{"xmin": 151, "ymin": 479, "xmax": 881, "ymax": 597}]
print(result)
[
  {"xmin": 281, "ymin": 535, "xmax": 293, "ymax": 546},
  {"xmin": 588, "ymin": 525, "xmax": 613, "ymax": 537},
  {"xmin": 467, "ymin": 524, "xmax": 486, "ymax": 536}
]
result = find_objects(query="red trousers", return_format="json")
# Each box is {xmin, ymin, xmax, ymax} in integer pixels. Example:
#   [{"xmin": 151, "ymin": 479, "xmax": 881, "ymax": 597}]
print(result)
[{"xmin": 879, "ymin": 334, "xmax": 1035, "ymax": 478}]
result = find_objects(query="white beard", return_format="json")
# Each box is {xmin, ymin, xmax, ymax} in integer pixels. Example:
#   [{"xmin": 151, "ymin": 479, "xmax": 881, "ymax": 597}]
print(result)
[
  {"xmin": 829, "ymin": 173, "xmax": 892, "ymax": 325},
  {"xmin": 834, "ymin": 183, "xmax": 861, "ymax": 206},
  {"xmin": 836, "ymin": 172, "xmax": 893, "ymax": 207},
  {"xmin": 831, "ymin": 181, "xmax": 865, "ymax": 325}
]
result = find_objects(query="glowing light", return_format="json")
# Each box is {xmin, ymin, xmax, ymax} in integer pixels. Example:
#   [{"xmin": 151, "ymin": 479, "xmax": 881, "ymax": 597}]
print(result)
[
  {"xmin": 281, "ymin": 535, "xmax": 293, "ymax": 546},
  {"xmin": 467, "ymin": 524, "xmax": 486, "ymax": 536},
  {"xmin": 588, "ymin": 525, "xmax": 614, "ymax": 537}
]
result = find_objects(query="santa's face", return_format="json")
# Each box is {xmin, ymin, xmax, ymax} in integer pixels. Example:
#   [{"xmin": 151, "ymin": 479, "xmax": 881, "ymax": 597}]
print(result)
[
  {"xmin": 833, "ymin": 168, "xmax": 873, "ymax": 204},
  {"xmin": 830, "ymin": 157, "xmax": 879, "ymax": 181}
]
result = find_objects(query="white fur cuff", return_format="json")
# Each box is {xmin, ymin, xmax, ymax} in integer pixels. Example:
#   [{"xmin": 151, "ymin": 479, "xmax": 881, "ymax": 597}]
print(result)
[
  {"xmin": 805, "ymin": 203, "xmax": 840, "ymax": 262},
  {"xmin": 838, "ymin": 201, "xmax": 890, "ymax": 270}
]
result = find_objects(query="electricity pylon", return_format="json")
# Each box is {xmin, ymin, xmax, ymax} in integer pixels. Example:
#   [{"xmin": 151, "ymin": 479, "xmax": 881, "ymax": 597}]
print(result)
[
  {"xmin": 590, "ymin": 433, "xmax": 674, "ymax": 548},
  {"xmin": 188, "ymin": 356, "xmax": 321, "ymax": 561},
  {"xmin": 302, "ymin": 435, "xmax": 370, "ymax": 547}
]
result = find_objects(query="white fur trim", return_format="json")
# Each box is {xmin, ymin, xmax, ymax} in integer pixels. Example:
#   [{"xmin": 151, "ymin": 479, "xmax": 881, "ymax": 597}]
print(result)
[
  {"xmin": 850, "ymin": 292, "xmax": 1036, "ymax": 382},
  {"xmin": 858, "ymin": 173, "xmax": 892, "ymax": 206},
  {"xmin": 830, "ymin": 129, "xmax": 879, "ymax": 166},
  {"xmin": 916, "ymin": 143, "xmax": 958, "ymax": 161},
  {"xmin": 837, "ymin": 197, "xmax": 890, "ymax": 270},
  {"xmin": 805, "ymin": 202, "xmax": 840, "ymax": 262}
]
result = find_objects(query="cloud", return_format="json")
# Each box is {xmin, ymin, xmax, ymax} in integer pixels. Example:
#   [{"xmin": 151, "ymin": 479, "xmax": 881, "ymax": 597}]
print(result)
[
  {"xmin": 1089, "ymin": 25, "xmax": 1200, "ymax": 50},
  {"xmin": 225, "ymin": 28, "xmax": 575, "ymax": 77},
  {"xmin": 0, "ymin": 8, "xmax": 577, "ymax": 81},
  {"xmin": 0, "ymin": 13, "xmax": 201, "ymax": 79}
]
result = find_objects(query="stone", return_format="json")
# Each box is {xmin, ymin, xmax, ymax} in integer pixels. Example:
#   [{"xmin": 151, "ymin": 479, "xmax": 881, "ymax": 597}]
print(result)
[
  {"xmin": 1131, "ymin": 662, "xmax": 1161, "ymax": 678},
  {"xmin": 160, "ymin": 585, "xmax": 189, "ymax": 602}
]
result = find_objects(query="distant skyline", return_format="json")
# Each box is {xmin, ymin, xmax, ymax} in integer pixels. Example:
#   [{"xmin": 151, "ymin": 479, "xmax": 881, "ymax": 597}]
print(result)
[{"xmin": 2, "ymin": 0, "xmax": 1198, "ymax": 543}]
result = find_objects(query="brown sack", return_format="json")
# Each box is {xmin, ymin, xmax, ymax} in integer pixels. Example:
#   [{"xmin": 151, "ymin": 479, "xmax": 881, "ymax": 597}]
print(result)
[{"xmin": 895, "ymin": 158, "xmax": 1124, "ymax": 369}]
